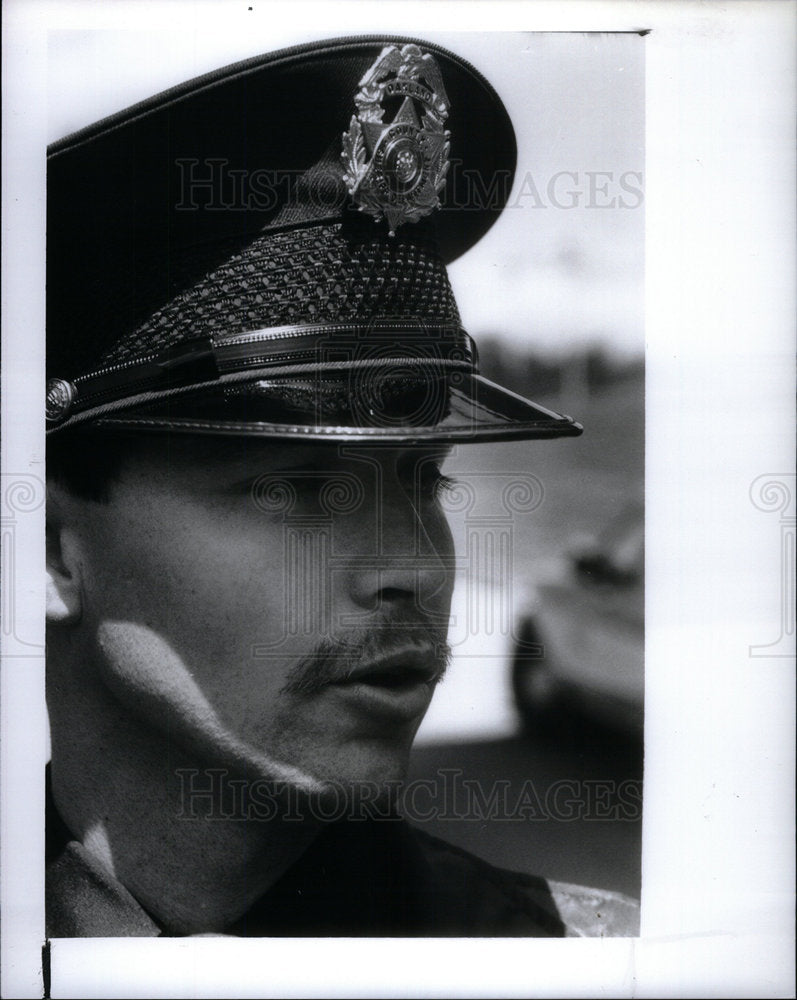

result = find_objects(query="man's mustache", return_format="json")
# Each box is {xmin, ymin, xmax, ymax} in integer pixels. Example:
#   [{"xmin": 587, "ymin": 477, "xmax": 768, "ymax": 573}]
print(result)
[{"xmin": 280, "ymin": 620, "xmax": 451, "ymax": 696}]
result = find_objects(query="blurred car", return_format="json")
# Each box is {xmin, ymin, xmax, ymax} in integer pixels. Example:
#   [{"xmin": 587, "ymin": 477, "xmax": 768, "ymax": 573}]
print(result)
[{"xmin": 511, "ymin": 501, "xmax": 644, "ymax": 735}]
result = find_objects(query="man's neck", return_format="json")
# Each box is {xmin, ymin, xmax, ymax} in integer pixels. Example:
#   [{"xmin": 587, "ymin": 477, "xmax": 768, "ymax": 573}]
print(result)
[{"xmin": 49, "ymin": 691, "xmax": 323, "ymax": 934}]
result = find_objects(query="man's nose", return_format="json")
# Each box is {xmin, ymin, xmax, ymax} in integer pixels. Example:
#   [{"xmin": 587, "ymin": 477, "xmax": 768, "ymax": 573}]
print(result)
[{"xmin": 340, "ymin": 464, "xmax": 454, "ymax": 621}]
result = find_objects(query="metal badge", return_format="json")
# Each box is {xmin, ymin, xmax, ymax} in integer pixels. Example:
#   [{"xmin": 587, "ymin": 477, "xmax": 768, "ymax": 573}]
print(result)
[
  {"xmin": 46, "ymin": 378, "xmax": 77, "ymax": 424},
  {"xmin": 342, "ymin": 44, "xmax": 450, "ymax": 234}
]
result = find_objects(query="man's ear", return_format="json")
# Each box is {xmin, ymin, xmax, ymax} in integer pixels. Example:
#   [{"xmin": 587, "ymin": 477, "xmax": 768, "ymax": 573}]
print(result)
[{"xmin": 46, "ymin": 494, "xmax": 83, "ymax": 624}]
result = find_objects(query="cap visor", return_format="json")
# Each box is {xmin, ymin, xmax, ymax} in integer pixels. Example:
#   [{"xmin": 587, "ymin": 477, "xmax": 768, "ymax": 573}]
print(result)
[{"xmin": 87, "ymin": 371, "xmax": 582, "ymax": 443}]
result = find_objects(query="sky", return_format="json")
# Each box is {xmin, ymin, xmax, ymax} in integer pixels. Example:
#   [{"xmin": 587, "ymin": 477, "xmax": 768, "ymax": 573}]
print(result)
[{"xmin": 47, "ymin": 29, "xmax": 645, "ymax": 357}]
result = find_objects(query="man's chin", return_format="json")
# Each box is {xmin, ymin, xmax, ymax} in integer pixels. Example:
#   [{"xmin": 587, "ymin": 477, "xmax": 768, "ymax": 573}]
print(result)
[
  {"xmin": 259, "ymin": 708, "xmax": 421, "ymax": 784},
  {"xmin": 308, "ymin": 774, "xmax": 405, "ymax": 822},
  {"xmin": 173, "ymin": 716, "xmax": 418, "ymax": 816},
  {"xmin": 221, "ymin": 766, "xmax": 408, "ymax": 826},
  {"xmin": 248, "ymin": 740, "xmax": 414, "ymax": 820},
  {"xmin": 283, "ymin": 742, "xmax": 413, "ymax": 796}
]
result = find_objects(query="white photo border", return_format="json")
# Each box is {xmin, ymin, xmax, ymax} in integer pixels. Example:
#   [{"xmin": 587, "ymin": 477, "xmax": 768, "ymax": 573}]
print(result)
[{"xmin": 2, "ymin": 1, "xmax": 795, "ymax": 997}]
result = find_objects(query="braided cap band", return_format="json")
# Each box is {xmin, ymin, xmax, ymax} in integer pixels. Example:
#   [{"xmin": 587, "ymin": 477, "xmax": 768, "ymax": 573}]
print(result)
[{"xmin": 98, "ymin": 219, "xmax": 461, "ymax": 369}]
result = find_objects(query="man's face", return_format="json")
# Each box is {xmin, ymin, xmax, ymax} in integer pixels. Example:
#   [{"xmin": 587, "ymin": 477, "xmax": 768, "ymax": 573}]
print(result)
[{"xmin": 55, "ymin": 437, "xmax": 456, "ymax": 792}]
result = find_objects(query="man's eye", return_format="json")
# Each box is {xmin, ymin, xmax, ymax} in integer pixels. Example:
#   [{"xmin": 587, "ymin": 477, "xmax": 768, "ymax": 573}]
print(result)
[
  {"xmin": 433, "ymin": 473, "xmax": 458, "ymax": 499},
  {"xmin": 417, "ymin": 469, "xmax": 458, "ymax": 501}
]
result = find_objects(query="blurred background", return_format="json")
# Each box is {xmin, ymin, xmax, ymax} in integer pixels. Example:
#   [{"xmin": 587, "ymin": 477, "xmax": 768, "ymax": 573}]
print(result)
[
  {"xmin": 411, "ymin": 370, "xmax": 644, "ymax": 898},
  {"xmin": 48, "ymin": 29, "xmax": 645, "ymax": 899}
]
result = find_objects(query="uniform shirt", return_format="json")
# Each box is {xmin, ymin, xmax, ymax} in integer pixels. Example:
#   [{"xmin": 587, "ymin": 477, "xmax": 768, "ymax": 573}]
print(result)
[{"xmin": 47, "ymin": 799, "xmax": 639, "ymax": 938}]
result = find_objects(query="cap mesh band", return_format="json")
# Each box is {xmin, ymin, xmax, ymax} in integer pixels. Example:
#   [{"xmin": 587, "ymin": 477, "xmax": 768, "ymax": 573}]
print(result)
[{"xmin": 99, "ymin": 218, "xmax": 462, "ymax": 368}]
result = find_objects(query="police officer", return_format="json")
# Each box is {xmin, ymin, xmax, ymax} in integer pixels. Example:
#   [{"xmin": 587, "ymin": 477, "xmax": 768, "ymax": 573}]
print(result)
[{"xmin": 45, "ymin": 35, "xmax": 638, "ymax": 937}]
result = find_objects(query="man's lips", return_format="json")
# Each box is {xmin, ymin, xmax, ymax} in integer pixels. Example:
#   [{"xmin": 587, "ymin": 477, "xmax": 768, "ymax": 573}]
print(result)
[
  {"xmin": 336, "ymin": 648, "xmax": 441, "ymax": 688},
  {"xmin": 325, "ymin": 647, "xmax": 442, "ymax": 722},
  {"xmin": 279, "ymin": 628, "xmax": 451, "ymax": 699}
]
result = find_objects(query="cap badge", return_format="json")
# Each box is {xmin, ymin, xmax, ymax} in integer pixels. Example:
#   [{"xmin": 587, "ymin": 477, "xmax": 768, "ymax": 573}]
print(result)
[{"xmin": 341, "ymin": 44, "xmax": 451, "ymax": 235}]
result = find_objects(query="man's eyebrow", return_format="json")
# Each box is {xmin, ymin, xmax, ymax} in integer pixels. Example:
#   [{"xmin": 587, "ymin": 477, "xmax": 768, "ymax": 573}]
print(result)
[
  {"xmin": 230, "ymin": 463, "xmax": 340, "ymax": 485},
  {"xmin": 184, "ymin": 439, "xmax": 339, "ymax": 470},
  {"xmin": 220, "ymin": 455, "xmax": 359, "ymax": 490},
  {"xmin": 401, "ymin": 446, "xmax": 454, "ymax": 467}
]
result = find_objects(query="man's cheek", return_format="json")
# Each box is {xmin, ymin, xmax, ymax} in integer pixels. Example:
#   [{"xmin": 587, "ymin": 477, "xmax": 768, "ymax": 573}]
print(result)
[
  {"xmin": 93, "ymin": 619, "xmax": 328, "ymax": 788},
  {"xmin": 94, "ymin": 620, "xmax": 228, "ymax": 746}
]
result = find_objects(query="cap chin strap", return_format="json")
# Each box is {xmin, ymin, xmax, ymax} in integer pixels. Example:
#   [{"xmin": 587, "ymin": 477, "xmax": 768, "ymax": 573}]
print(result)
[{"xmin": 46, "ymin": 322, "xmax": 476, "ymax": 432}]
